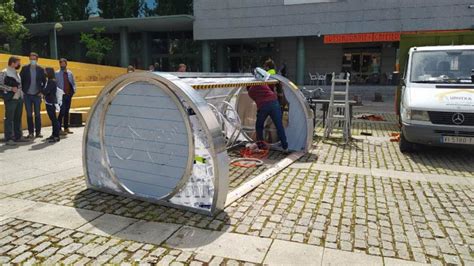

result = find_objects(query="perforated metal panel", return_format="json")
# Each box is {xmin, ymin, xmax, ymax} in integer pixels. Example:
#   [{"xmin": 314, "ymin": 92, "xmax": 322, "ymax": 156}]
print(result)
[{"xmin": 102, "ymin": 81, "xmax": 192, "ymax": 199}]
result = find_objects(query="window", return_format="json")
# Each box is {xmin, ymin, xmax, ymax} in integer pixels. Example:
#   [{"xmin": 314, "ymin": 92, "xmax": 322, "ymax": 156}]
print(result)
[{"xmin": 284, "ymin": 0, "xmax": 339, "ymax": 5}]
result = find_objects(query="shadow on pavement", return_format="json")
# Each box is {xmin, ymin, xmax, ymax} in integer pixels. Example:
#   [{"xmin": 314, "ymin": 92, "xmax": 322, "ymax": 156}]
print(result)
[
  {"xmin": 29, "ymin": 140, "xmax": 56, "ymax": 150},
  {"xmin": 72, "ymin": 187, "xmax": 230, "ymax": 248}
]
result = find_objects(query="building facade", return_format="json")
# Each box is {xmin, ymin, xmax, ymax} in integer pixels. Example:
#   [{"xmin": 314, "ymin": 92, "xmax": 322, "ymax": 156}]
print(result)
[
  {"xmin": 194, "ymin": 0, "xmax": 474, "ymax": 84},
  {"xmin": 20, "ymin": 0, "xmax": 474, "ymax": 84}
]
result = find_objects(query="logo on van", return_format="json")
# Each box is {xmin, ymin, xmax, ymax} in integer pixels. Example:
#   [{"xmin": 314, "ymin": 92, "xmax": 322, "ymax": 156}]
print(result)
[{"xmin": 452, "ymin": 113, "xmax": 465, "ymax": 125}]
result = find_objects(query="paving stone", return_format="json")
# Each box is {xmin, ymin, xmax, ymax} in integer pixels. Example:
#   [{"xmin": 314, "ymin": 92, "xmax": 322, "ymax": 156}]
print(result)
[
  {"xmin": 115, "ymin": 221, "xmax": 180, "ymax": 245},
  {"xmin": 322, "ymin": 248, "xmax": 383, "ymax": 265},
  {"xmin": 77, "ymin": 214, "xmax": 138, "ymax": 237},
  {"xmin": 11, "ymin": 252, "xmax": 33, "ymax": 263},
  {"xmin": 58, "ymin": 243, "xmax": 83, "ymax": 255},
  {"xmin": 194, "ymin": 253, "xmax": 213, "ymax": 263}
]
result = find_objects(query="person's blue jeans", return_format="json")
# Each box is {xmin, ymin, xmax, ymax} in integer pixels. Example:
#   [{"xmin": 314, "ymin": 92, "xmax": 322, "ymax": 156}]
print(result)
[
  {"xmin": 58, "ymin": 94, "xmax": 72, "ymax": 130},
  {"xmin": 46, "ymin": 104, "xmax": 60, "ymax": 138},
  {"xmin": 24, "ymin": 94, "xmax": 42, "ymax": 135},
  {"xmin": 256, "ymin": 100, "xmax": 288, "ymax": 150}
]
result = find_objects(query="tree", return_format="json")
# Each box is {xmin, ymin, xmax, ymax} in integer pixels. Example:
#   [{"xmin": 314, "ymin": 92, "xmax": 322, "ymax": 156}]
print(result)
[
  {"xmin": 80, "ymin": 27, "xmax": 114, "ymax": 64},
  {"xmin": 144, "ymin": 0, "xmax": 193, "ymax": 16},
  {"xmin": 14, "ymin": 0, "xmax": 90, "ymax": 23},
  {"xmin": 0, "ymin": 0, "xmax": 29, "ymax": 53},
  {"xmin": 98, "ymin": 0, "xmax": 143, "ymax": 18}
]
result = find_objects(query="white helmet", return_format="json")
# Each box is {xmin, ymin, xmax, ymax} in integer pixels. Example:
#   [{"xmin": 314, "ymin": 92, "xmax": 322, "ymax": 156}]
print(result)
[{"xmin": 254, "ymin": 67, "xmax": 270, "ymax": 82}]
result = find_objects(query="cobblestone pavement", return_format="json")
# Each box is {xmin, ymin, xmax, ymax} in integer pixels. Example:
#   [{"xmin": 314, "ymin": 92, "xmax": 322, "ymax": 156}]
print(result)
[
  {"xmin": 0, "ymin": 218, "xmax": 251, "ymax": 265},
  {"xmin": 312, "ymin": 112, "xmax": 474, "ymax": 177},
  {"xmin": 11, "ymin": 168, "xmax": 474, "ymax": 265},
  {"xmin": 2, "ymin": 111, "xmax": 474, "ymax": 265}
]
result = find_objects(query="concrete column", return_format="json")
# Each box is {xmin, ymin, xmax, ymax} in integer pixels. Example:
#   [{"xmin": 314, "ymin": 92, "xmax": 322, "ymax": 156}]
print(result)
[
  {"xmin": 119, "ymin": 27, "xmax": 130, "ymax": 67},
  {"xmin": 73, "ymin": 35, "xmax": 82, "ymax": 61},
  {"xmin": 202, "ymin": 40, "xmax": 211, "ymax": 72},
  {"xmin": 216, "ymin": 42, "xmax": 225, "ymax": 72},
  {"xmin": 49, "ymin": 29, "xmax": 58, "ymax": 59},
  {"xmin": 141, "ymin": 32, "xmax": 151, "ymax": 69},
  {"xmin": 296, "ymin": 37, "xmax": 305, "ymax": 85}
]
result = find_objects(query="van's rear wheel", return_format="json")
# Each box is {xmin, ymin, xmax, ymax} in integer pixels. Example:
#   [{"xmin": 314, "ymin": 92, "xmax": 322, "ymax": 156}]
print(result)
[{"xmin": 399, "ymin": 132, "xmax": 414, "ymax": 153}]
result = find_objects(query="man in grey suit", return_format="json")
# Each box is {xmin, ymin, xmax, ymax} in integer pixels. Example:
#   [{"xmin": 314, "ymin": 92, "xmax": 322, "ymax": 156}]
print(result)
[{"xmin": 20, "ymin": 52, "xmax": 46, "ymax": 139}]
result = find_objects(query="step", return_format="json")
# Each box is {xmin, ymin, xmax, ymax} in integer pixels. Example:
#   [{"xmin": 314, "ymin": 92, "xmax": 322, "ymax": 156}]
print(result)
[
  {"xmin": 0, "ymin": 95, "xmax": 97, "ymax": 114},
  {"xmin": 333, "ymin": 91, "xmax": 347, "ymax": 96},
  {"xmin": 74, "ymin": 86, "xmax": 104, "ymax": 97},
  {"xmin": 0, "ymin": 107, "xmax": 90, "ymax": 133}
]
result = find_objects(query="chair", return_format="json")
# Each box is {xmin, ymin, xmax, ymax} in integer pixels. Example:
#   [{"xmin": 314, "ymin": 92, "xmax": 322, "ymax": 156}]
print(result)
[
  {"xmin": 308, "ymin": 72, "xmax": 318, "ymax": 85},
  {"xmin": 317, "ymin": 73, "xmax": 327, "ymax": 85}
]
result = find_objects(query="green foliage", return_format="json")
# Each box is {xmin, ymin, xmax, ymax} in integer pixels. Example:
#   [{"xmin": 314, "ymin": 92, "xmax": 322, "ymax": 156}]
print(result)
[
  {"xmin": 98, "ymin": 0, "xmax": 143, "ymax": 18},
  {"xmin": 14, "ymin": 0, "xmax": 90, "ymax": 23},
  {"xmin": 144, "ymin": 0, "xmax": 193, "ymax": 16},
  {"xmin": 80, "ymin": 27, "xmax": 114, "ymax": 64},
  {"xmin": 0, "ymin": 0, "xmax": 29, "ymax": 53}
]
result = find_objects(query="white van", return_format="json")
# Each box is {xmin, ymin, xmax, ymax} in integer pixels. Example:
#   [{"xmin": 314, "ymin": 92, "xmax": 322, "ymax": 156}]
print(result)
[{"xmin": 399, "ymin": 45, "xmax": 474, "ymax": 152}]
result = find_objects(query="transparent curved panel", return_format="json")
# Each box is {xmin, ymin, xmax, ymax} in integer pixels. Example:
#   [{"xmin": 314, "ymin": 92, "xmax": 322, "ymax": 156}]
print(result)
[{"xmin": 102, "ymin": 82, "xmax": 192, "ymax": 200}]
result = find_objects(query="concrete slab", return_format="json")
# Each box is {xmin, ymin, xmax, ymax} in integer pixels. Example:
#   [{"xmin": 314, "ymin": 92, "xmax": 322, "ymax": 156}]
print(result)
[
  {"xmin": 114, "ymin": 220, "xmax": 181, "ymax": 245},
  {"xmin": 312, "ymin": 164, "xmax": 371, "ymax": 176},
  {"xmin": 0, "ymin": 166, "xmax": 83, "ymax": 195},
  {"xmin": 321, "ymin": 248, "xmax": 383, "ymax": 266},
  {"xmin": 371, "ymin": 168, "xmax": 426, "ymax": 182},
  {"xmin": 167, "ymin": 226, "xmax": 272, "ymax": 263},
  {"xmin": 0, "ymin": 198, "xmax": 38, "ymax": 216},
  {"xmin": 384, "ymin": 257, "xmax": 429, "ymax": 266},
  {"xmin": 289, "ymin": 162, "xmax": 312, "ymax": 169},
  {"xmin": 165, "ymin": 226, "xmax": 217, "ymax": 252},
  {"xmin": 77, "ymin": 214, "xmax": 138, "ymax": 237},
  {"xmin": 264, "ymin": 239, "xmax": 324, "ymax": 265},
  {"xmin": 12, "ymin": 201, "xmax": 102, "ymax": 229}
]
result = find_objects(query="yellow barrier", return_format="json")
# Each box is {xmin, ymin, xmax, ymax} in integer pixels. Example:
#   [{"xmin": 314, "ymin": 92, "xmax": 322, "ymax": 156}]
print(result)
[
  {"xmin": 0, "ymin": 53, "xmax": 126, "ymax": 134},
  {"xmin": 0, "ymin": 53, "xmax": 126, "ymax": 82}
]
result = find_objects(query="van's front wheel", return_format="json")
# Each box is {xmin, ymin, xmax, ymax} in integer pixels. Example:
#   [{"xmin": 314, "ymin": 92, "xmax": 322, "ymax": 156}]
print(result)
[{"xmin": 399, "ymin": 132, "xmax": 414, "ymax": 153}]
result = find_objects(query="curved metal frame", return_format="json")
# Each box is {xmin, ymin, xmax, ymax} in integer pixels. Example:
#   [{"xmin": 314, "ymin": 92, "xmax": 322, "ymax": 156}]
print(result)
[
  {"xmin": 83, "ymin": 72, "xmax": 313, "ymax": 215},
  {"xmin": 83, "ymin": 72, "xmax": 229, "ymax": 214}
]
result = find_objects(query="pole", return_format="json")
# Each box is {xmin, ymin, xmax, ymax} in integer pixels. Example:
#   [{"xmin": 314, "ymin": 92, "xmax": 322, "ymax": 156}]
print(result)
[
  {"xmin": 202, "ymin": 40, "xmax": 211, "ymax": 72},
  {"xmin": 296, "ymin": 37, "xmax": 305, "ymax": 85}
]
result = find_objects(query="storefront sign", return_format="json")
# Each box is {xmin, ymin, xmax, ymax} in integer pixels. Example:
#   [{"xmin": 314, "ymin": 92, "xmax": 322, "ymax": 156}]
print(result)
[{"xmin": 324, "ymin": 32, "xmax": 401, "ymax": 44}]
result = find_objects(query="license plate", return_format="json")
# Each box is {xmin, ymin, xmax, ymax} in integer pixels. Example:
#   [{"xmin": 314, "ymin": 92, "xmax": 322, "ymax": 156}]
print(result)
[{"xmin": 441, "ymin": 136, "xmax": 474, "ymax": 145}]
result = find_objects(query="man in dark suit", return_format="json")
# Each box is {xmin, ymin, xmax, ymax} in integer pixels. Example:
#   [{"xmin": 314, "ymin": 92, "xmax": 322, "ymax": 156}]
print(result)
[{"xmin": 20, "ymin": 52, "xmax": 46, "ymax": 138}]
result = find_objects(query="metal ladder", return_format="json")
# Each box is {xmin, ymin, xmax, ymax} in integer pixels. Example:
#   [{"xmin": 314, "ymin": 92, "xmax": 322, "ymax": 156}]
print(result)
[{"xmin": 324, "ymin": 72, "xmax": 351, "ymax": 143}]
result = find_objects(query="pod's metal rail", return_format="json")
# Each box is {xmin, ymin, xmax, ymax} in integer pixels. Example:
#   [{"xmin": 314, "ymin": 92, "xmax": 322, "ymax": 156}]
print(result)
[{"xmin": 83, "ymin": 72, "xmax": 313, "ymax": 215}]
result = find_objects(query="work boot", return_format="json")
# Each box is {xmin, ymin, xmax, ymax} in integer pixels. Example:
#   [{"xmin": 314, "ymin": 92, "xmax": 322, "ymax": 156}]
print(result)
[
  {"xmin": 64, "ymin": 128, "xmax": 73, "ymax": 134},
  {"xmin": 36, "ymin": 133, "xmax": 43, "ymax": 138},
  {"xmin": 59, "ymin": 130, "xmax": 67, "ymax": 136},
  {"xmin": 27, "ymin": 133, "xmax": 34, "ymax": 139}
]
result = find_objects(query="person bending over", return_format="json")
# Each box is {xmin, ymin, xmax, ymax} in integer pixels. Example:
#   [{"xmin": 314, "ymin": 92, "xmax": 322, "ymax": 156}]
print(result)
[{"xmin": 247, "ymin": 84, "xmax": 288, "ymax": 152}]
